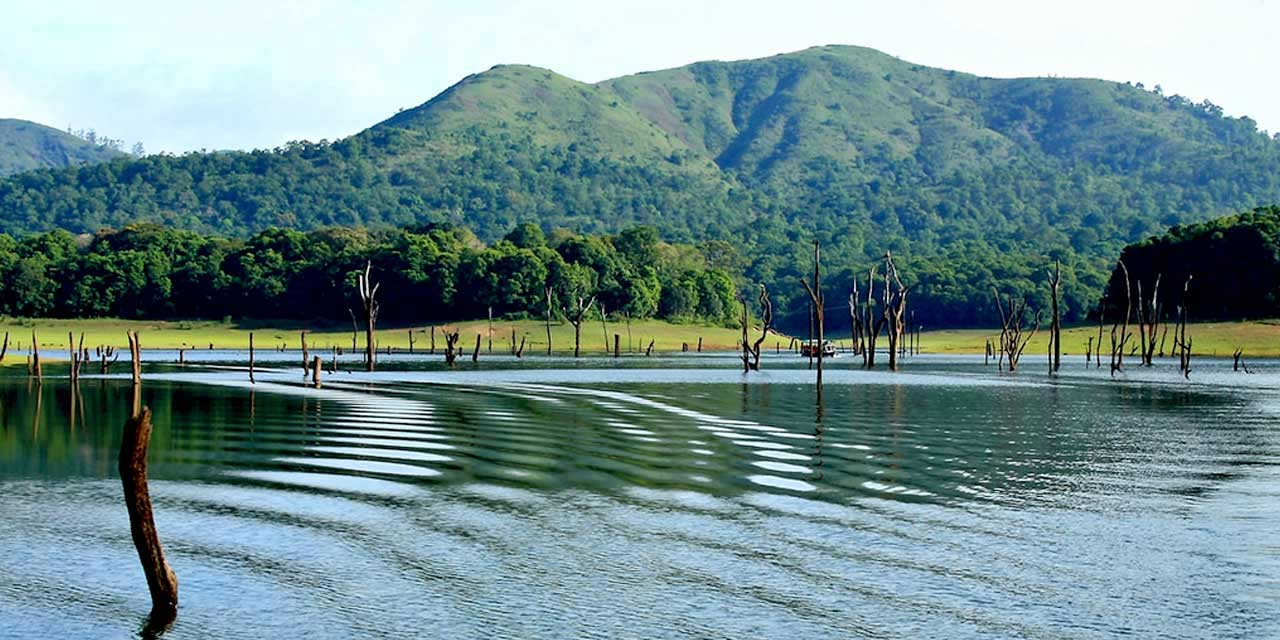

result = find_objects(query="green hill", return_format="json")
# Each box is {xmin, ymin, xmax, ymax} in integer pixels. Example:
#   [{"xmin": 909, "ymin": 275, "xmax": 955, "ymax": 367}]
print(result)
[
  {"xmin": 0, "ymin": 119, "xmax": 124, "ymax": 177},
  {"xmin": 1, "ymin": 45, "xmax": 1279, "ymax": 324}
]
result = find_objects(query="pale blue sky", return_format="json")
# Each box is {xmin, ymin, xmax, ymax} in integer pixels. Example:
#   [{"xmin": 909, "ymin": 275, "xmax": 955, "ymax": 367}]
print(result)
[{"xmin": 2, "ymin": 0, "xmax": 1276, "ymax": 153}]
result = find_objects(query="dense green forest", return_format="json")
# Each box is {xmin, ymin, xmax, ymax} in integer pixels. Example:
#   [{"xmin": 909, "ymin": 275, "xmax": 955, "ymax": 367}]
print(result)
[
  {"xmin": 2, "ymin": 46, "xmax": 1279, "ymax": 324},
  {"xmin": 1104, "ymin": 205, "xmax": 1280, "ymax": 321},
  {"xmin": 0, "ymin": 119, "xmax": 125, "ymax": 177},
  {"xmin": 0, "ymin": 223, "xmax": 741, "ymax": 326}
]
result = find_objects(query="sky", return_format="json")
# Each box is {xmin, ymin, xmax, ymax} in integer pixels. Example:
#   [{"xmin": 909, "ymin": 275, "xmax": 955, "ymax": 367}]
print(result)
[{"xmin": 1, "ymin": 0, "xmax": 1276, "ymax": 153}]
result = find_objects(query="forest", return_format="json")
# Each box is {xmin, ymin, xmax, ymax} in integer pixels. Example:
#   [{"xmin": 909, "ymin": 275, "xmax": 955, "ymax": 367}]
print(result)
[
  {"xmin": 1103, "ymin": 205, "xmax": 1280, "ymax": 321},
  {"xmin": 0, "ymin": 223, "xmax": 740, "ymax": 327}
]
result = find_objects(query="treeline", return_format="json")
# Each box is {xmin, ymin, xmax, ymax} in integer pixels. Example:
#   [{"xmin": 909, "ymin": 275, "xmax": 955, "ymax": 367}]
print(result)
[
  {"xmin": 1103, "ymin": 205, "xmax": 1280, "ymax": 320},
  {"xmin": 0, "ymin": 223, "xmax": 740, "ymax": 326}
]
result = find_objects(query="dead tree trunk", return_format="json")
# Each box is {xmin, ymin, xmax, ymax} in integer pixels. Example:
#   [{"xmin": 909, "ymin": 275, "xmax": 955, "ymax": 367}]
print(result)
[
  {"xmin": 1109, "ymin": 261, "xmax": 1133, "ymax": 376},
  {"xmin": 473, "ymin": 334, "xmax": 481, "ymax": 363},
  {"xmin": 565, "ymin": 295, "xmax": 596, "ymax": 358},
  {"xmin": 545, "ymin": 285, "xmax": 555, "ymax": 356},
  {"xmin": 0, "ymin": 331, "xmax": 7, "ymax": 364},
  {"xmin": 738, "ymin": 297, "xmax": 751, "ymax": 373},
  {"xmin": 301, "ymin": 332, "xmax": 309, "ymax": 373},
  {"xmin": 750, "ymin": 284, "xmax": 773, "ymax": 371},
  {"xmin": 30, "ymin": 331, "xmax": 42, "ymax": 380},
  {"xmin": 444, "ymin": 330, "xmax": 461, "ymax": 366},
  {"xmin": 347, "ymin": 308, "xmax": 358, "ymax": 352},
  {"xmin": 1175, "ymin": 276, "xmax": 1193, "ymax": 379},
  {"xmin": 357, "ymin": 261, "xmax": 380, "ymax": 373},
  {"xmin": 993, "ymin": 289, "xmax": 1041, "ymax": 372},
  {"xmin": 600, "ymin": 303, "xmax": 609, "ymax": 353},
  {"xmin": 864, "ymin": 266, "xmax": 882, "ymax": 368},
  {"xmin": 127, "ymin": 331, "xmax": 141, "ymax": 385},
  {"xmin": 800, "ymin": 241, "xmax": 825, "ymax": 396},
  {"xmin": 247, "ymin": 333, "xmax": 255, "ymax": 384},
  {"xmin": 614, "ymin": 334, "xmax": 620, "ymax": 358},
  {"xmin": 119, "ymin": 407, "xmax": 179, "ymax": 622},
  {"xmin": 1140, "ymin": 274, "xmax": 1162, "ymax": 366},
  {"xmin": 431, "ymin": 326, "xmax": 436, "ymax": 355},
  {"xmin": 1094, "ymin": 297, "xmax": 1106, "ymax": 369},
  {"xmin": 883, "ymin": 252, "xmax": 911, "ymax": 371},
  {"xmin": 1048, "ymin": 260, "xmax": 1062, "ymax": 374},
  {"xmin": 311, "ymin": 356, "xmax": 322, "ymax": 387}
]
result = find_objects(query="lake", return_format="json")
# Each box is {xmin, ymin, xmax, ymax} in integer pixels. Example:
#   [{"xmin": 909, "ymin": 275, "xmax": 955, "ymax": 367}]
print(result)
[{"xmin": 1, "ymin": 352, "xmax": 1277, "ymax": 639}]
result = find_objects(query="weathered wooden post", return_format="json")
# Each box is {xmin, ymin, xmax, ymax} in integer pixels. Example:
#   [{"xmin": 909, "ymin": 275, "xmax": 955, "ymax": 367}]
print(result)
[
  {"xmin": 472, "ymin": 334, "xmax": 481, "ymax": 363},
  {"xmin": 697, "ymin": 337, "xmax": 702, "ymax": 353},
  {"xmin": 119, "ymin": 407, "xmax": 179, "ymax": 622},
  {"xmin": 248, "ymin": 332, "xmax": 256, "ymax": 384},
  {"xmin": 301, "ymin": 331, "xmax": 309, "ymax": 373},
  {"xmin": 311, "ymin": 356, "xmax": 322, "ymax": 387},
  {"xmin": 488, "ymin": 307, "xmax": 494, "ymax": 353},
  {"xmin": 614, "ymin": 334, "xmax": 620, "ymax": 358},
  {"xmin": 408, "ymin": 330, "xmax": 415, "ymax": 355},
  {"xmin": 430, "ymin": 326, "xmax": 436, "ymax": 355},
  {"xmin": 0, "ymin": 331, "xmax": 7, "ymax": 364},
  {"xmin": 179, "ymin": 349, "xmax": 185, "ymax": 366}
]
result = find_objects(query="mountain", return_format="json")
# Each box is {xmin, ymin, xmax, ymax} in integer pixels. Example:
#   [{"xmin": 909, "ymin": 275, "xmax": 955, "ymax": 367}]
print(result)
[
  {"xmin": 1, "ymin": 45, "xmax": 1279, "ymax": 321},
  {"xmin": 0, "ymin": 119, "xmax": 125, "ymax": 177}
]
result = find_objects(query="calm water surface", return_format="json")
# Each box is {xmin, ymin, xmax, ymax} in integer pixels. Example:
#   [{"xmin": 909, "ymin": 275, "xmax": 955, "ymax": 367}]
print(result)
[{"xmin": 1, "ymin": 353, "xmax": 1277, "ymax": 639}]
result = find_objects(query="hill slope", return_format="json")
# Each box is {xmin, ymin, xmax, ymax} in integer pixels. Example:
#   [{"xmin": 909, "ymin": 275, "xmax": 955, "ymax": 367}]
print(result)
[
  {"xmin": 1, "ymin": 44, "xmax": 1279, "ymax": 321},
  {"xmin": 0, "ymin": 119, "xmax": 125, "ymax": 177}
]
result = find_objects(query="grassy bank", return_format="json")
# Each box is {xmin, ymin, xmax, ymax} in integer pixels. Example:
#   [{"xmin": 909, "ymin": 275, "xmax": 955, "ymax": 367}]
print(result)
[
  {"xmin": 916, "ymin": 320, "xmax": 1280, "ymax": 358},
  {"xmin": 0, "ymin": 317, "xmax": 753, "ymax": 357},
  {"xmin": 3, "ymin": 317, "xmax": 1275, "ymax": 363}
]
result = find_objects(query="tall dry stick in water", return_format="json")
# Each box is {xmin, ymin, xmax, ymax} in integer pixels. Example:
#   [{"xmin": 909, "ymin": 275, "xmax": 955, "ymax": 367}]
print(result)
[
  {"xmin": 738, "ymin": 296, "xmax": 751, "ymax": 373},
  {"xmin": 0, "ymin": 331, "xmax": 8, "ymax": 364},
  {"xmin": 544, "ymin": 285, "xmax": 555, "ymax": 356},
  {"xmin": 248, "ymin": 333, "xmax": 255, "ymax": 384},
  {"xmin": 119, "ymin": 407, "xmax": 179, "ymax": 624},
  {"xmin": 800, "ymin": 241, "xmax": 825, "ymax": 400},
  {"xmin": 1047, "ymin": 260, "xmax": 1062, "ymax": 374},
  {"xmin": 357, "ymin": 261, "xmax": 381, "ymax": 372}
]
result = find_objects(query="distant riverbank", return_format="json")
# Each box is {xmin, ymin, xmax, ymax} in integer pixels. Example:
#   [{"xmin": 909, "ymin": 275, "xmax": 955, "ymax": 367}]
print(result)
[{"xmin": 2, "ymin": 317, "xmax": 1276, "ymax": 364}]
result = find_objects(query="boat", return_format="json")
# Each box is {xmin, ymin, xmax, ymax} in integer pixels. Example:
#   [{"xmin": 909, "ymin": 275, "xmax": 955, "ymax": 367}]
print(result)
[{"xmin": 800, "ymin": 340, "xmax": 837, "ymax": 358}]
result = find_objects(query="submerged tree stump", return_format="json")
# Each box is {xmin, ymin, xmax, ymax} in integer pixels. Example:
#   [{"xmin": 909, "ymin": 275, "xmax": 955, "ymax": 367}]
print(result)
[{"xmin": 119, "ymin": 407, "xmax": 179, "ymax": 622}]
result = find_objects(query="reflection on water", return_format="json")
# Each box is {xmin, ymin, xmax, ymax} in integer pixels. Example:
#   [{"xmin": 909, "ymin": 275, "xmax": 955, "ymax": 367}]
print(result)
[{"xmin": 1, "ymin": 354, "xmax": 1278, "ymax": 638}]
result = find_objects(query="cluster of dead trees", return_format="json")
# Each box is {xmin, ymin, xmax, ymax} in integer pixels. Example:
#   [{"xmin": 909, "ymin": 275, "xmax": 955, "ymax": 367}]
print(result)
[
  {"xmin": 988, "ymin": 259, "xmax": 1198, "ymax": 378},
  {"xmin": 845, "ymin": 251, "xmax": 914, "ymax": 371}
]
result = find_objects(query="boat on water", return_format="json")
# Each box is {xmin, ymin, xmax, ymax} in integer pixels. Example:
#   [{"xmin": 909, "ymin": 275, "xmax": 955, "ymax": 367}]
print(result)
[{"xmin": 800, "ymin": 340, "xmax": 837, "ymax": 358}]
